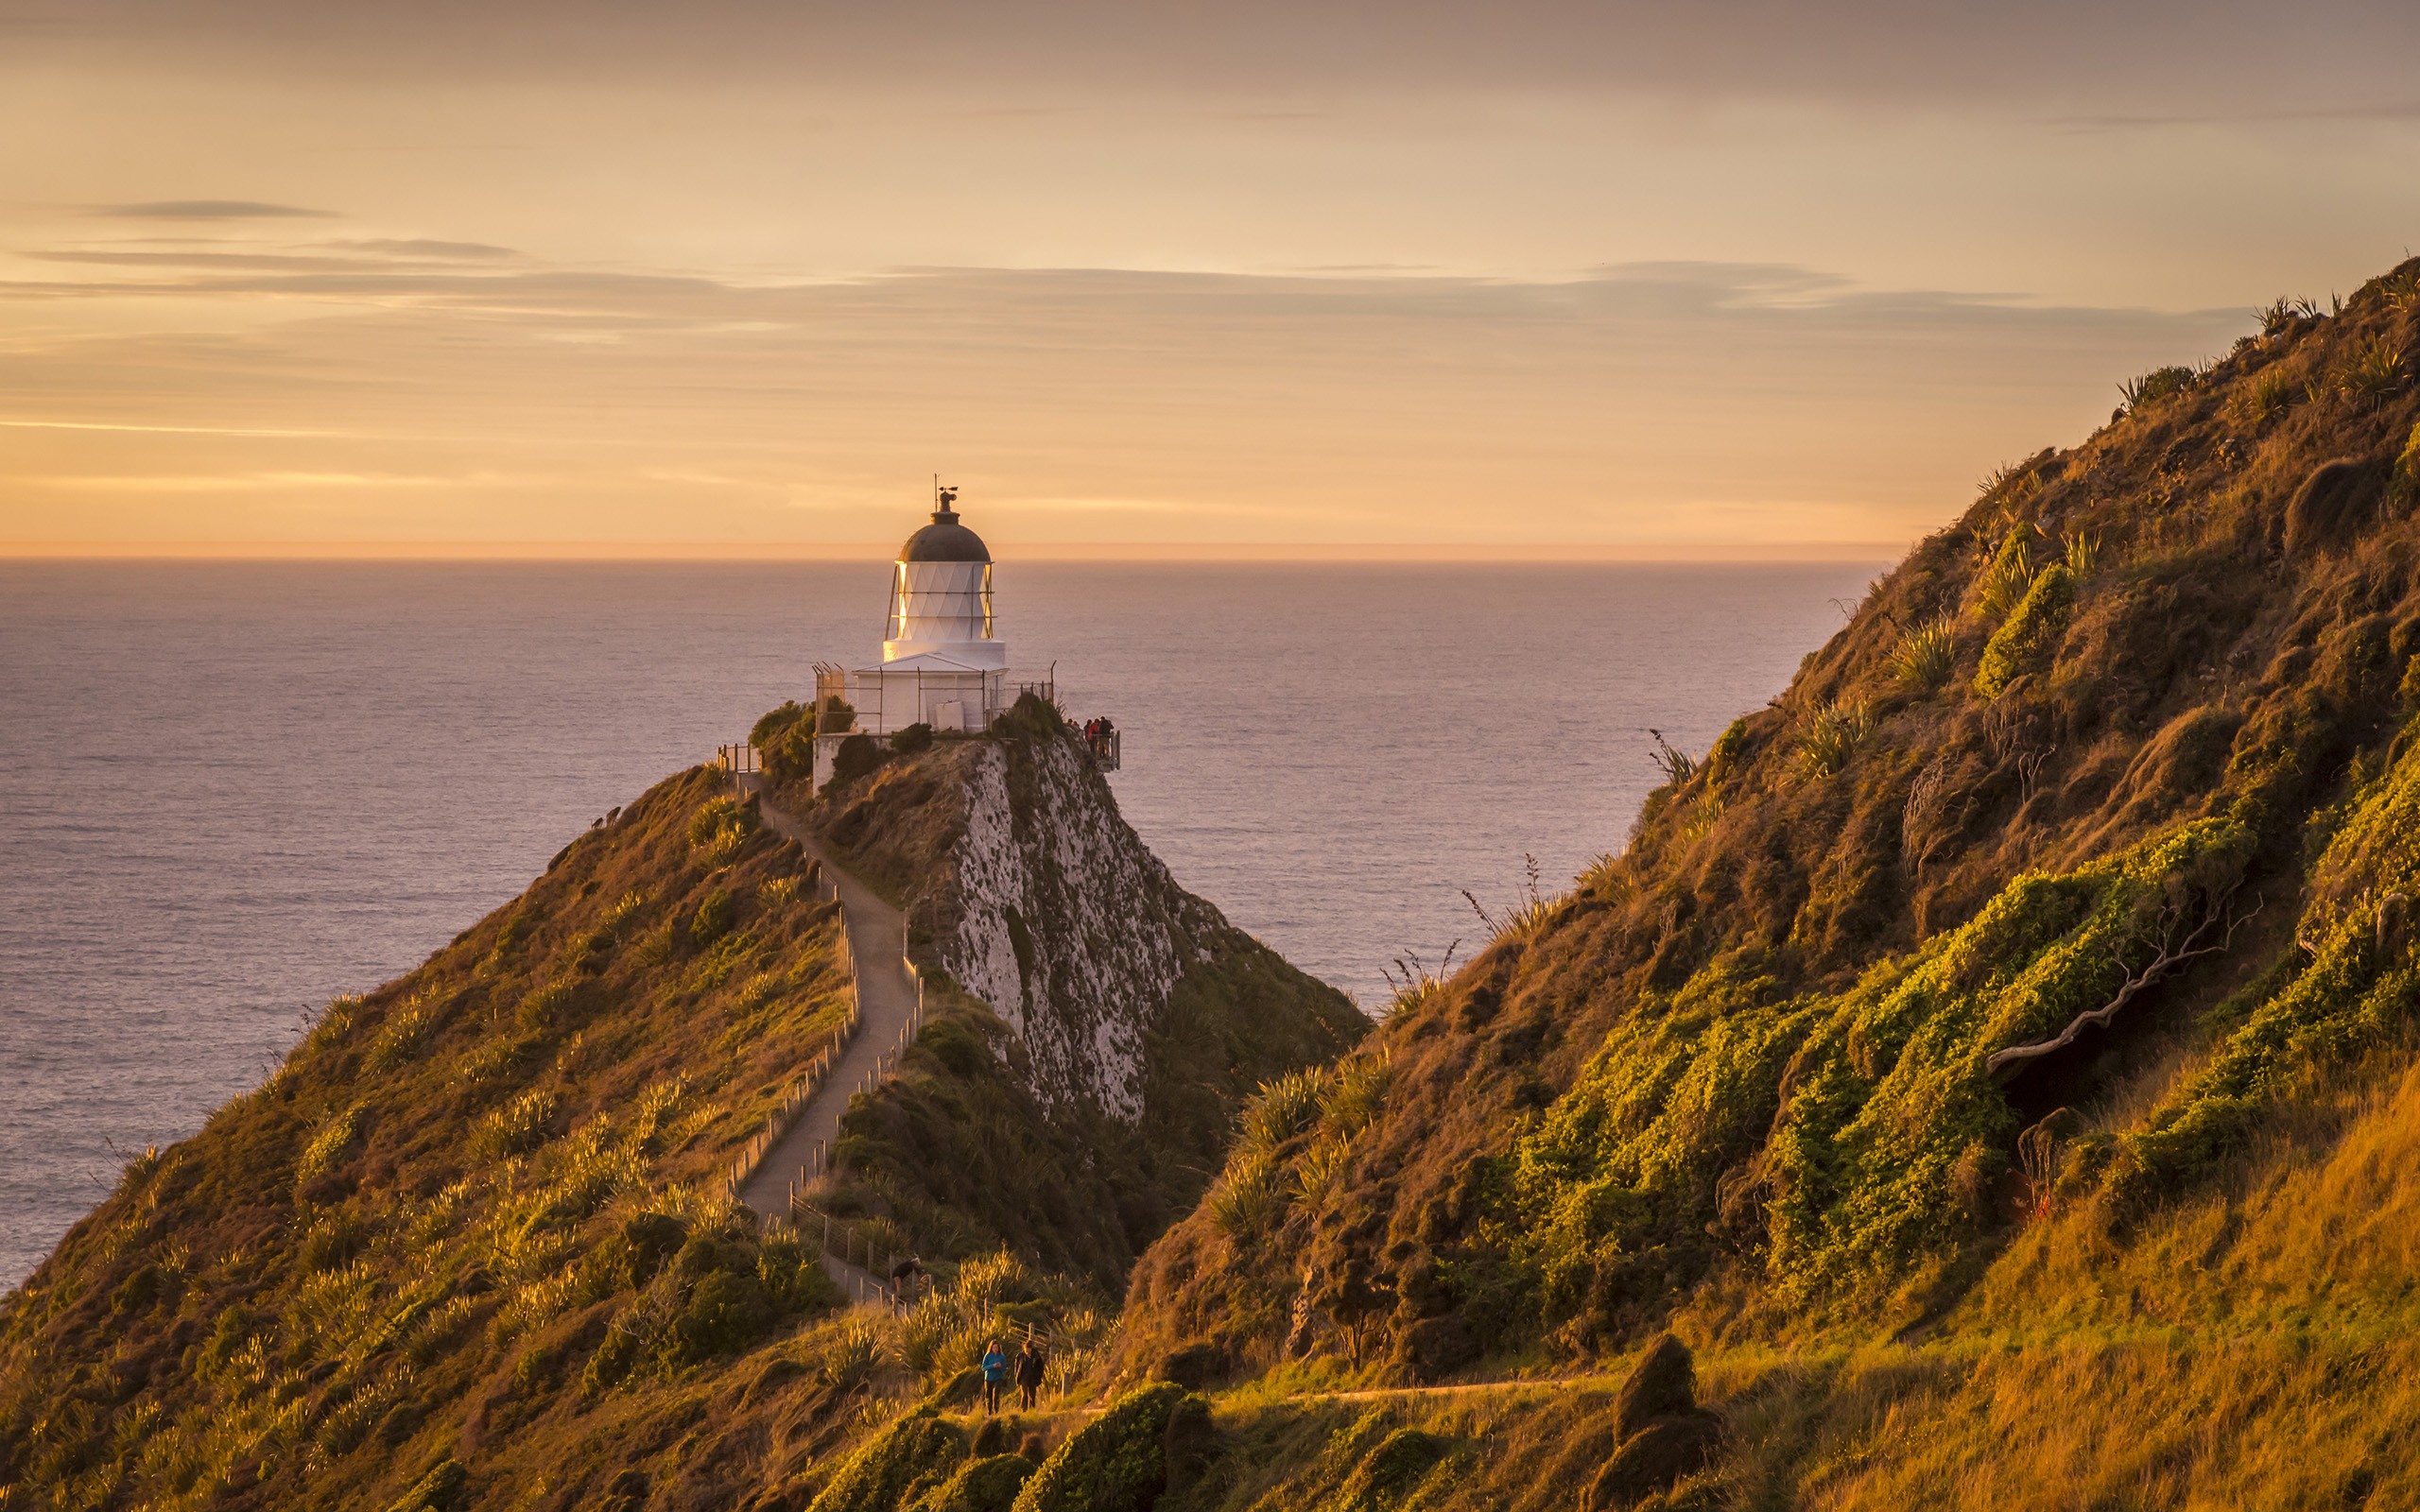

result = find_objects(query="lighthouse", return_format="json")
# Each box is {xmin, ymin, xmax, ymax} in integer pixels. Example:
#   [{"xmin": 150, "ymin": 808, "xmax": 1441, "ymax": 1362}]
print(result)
[{"xmin": 811, "ymin": 486, "xmax": 1045, "ymax": 746}]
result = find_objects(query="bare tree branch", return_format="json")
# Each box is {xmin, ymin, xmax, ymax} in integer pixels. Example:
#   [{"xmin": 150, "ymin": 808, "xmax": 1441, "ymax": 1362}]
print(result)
[{"xmin": 1986, "ymin": 894, "xmax": 2262, "ymax": 1076}]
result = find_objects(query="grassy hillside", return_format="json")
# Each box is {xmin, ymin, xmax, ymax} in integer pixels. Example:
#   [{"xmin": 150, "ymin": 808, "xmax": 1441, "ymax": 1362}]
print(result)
[
  {"xmin": 0, "ymin": 767, "xmax": 876, "ymax": 1508},
  {"xmin": 1111, "ymin": 260, "xmax": 2420, "ymax": 1503},
  {"xmin": 0, "ymin": 711, "xmax": 1367, "ymax": 1511}
]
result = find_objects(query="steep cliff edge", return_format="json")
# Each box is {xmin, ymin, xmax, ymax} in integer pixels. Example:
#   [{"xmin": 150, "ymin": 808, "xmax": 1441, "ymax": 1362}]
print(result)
[{"xmin": 782, "ymin": 697, "xmax": 1367, "ymax": 1282}]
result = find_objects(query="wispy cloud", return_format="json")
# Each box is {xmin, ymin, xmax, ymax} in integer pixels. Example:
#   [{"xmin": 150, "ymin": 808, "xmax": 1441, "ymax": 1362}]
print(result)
[
  {"xmin": 0, "ymin": 249, "xmax": 2256, "ymax": 552},
  {"xmin": 326, "ymin": 239, "xmax": 517, "ymax": 260},
  {"xmin": 87, "ymin": 200, "xmax": 338, "ymax": 220},
  {"xmin": 0, "ymin": 419, "xmax": 346, "ymax": 438}
]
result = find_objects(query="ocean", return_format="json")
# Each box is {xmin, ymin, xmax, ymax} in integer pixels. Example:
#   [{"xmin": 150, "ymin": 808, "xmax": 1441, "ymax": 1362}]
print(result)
[{"xmin": 0, "ymin": 558, "xmax": 1876, "ymax": 1286}]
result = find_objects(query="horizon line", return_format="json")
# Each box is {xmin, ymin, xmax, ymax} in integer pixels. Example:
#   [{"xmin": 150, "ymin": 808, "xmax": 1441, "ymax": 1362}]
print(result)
[{"xmin": 1, "ymin": 539, "xmax": 1908, "ymax": 564}]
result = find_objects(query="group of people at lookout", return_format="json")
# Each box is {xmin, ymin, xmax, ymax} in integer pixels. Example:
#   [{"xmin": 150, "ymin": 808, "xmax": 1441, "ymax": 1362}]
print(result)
[{"xmin": 1080, "ymin": 715, "xmax": 1116, "ymax": 760}]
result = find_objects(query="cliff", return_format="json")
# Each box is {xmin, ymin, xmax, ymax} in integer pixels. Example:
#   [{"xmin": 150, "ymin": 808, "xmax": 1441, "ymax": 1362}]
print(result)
[{"xmin": 786, "ymin": 697, "xmax": 1367, "ymax": 1282}]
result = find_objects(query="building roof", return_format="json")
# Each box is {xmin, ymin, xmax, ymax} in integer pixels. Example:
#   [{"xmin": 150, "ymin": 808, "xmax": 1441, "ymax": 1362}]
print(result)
[
  {"xmin": 858, "ymin": 651, "xmax": 994, "ymax": 673},
  {"xmin": 899, "ymin": 505, "xmax": 992, "ymax": 563}
]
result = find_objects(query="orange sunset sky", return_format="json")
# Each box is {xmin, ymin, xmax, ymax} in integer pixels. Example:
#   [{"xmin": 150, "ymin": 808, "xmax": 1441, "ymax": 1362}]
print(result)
[{"xmin": 4, "ymin": 1, "xmax": 2418, "ymax": 558}]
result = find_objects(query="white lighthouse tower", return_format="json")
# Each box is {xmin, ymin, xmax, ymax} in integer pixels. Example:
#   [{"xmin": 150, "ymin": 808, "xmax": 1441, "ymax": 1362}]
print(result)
[{"xmin": 812, "ymin": 486, "xmax": 1046, "ymax": 746}]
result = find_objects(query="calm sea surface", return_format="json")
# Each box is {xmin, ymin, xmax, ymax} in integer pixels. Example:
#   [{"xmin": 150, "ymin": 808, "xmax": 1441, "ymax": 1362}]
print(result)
[{"xmin": 0, "ymin": 559, "xmax": 1874, "ymax": 1285}]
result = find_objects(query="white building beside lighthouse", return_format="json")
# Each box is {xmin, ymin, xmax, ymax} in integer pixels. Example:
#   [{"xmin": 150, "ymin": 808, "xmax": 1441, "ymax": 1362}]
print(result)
[{"xmin": 813, "ymin": 488, "xmax": 1049, "ymax": 739}]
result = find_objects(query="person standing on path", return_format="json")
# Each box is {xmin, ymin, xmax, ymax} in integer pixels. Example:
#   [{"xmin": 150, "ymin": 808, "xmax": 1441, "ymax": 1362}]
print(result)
[
  {"xmin": 1016, "ymin": 1338, "xmax": 1047, "ymax": 1410},
  {"xmin": 980, "ymin": 1337, "xmax": 1011, "ymax": 1414},
  {"xmin": 890, "ymin": 1254, "xmax": 925, "ymax": 1307}
]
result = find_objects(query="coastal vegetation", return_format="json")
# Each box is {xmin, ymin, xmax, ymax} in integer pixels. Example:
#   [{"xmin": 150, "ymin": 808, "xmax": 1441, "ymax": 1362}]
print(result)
[{"xmin": 9, "ymin": 254, "xmax": 2420, "ymax": 1508}]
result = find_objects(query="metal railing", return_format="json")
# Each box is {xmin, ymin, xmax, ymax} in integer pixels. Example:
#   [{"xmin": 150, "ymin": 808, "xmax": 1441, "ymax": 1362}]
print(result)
[
  {"xmin": 716, "ymin": 741, "xmax": 762, "ymax": 775},
  {"xmin": 722, "ymin": 860, "xmax": 855, "ymax": 1202},
  {"xmin": 752, "ymin": 913, "xmax": 931, "ymax": 1306}
]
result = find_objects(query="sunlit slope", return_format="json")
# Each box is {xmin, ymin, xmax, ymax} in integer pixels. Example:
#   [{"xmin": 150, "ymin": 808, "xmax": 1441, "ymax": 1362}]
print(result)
[
  {"xmin": 0, "ymin": 768, "xmax": 876, "ymax": 1506},
  {"xmin": 1115, "ymin": 262, "xmax": 2420, "ymax": 1503}
]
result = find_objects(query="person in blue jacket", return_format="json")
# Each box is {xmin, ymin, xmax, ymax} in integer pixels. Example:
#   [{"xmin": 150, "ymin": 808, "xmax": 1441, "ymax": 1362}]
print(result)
[{"xmin": 980, "ymin": 1336, "xmax": 1011, "ymax": 1414}]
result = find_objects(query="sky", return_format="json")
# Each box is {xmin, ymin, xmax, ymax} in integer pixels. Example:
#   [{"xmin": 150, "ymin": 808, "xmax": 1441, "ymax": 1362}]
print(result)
[{"xmin": 3, "ymin": 1, "xmax": 2417, "ymax": 557}]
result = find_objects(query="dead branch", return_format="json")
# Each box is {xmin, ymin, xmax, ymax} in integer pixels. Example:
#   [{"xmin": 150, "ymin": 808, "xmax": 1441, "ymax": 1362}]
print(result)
[
  {"xmin": 1986, "ymin": 894, "xmax": 2263, "ymax": 1076},
  {"xmin": 1904, "ymin": 750, "xmax": 1960, "ymax": 882}
]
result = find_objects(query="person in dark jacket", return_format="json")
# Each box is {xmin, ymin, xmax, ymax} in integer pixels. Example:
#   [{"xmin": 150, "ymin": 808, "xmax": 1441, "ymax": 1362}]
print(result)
[{"xmin": 1015, "ymin": 1338, "xmax": 1047, "ymax": 1409}]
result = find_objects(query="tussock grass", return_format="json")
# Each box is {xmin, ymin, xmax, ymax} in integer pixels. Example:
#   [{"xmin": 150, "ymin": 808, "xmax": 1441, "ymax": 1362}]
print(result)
[
  {"xmin": 1240, "ymin": 1069, "xmax": 1326, "ymax": 1155},
  {"xmin": 1972, "ymin": 526, "xmax": 2039, "ymax": 618},
  {"xmin": 1206, "ymin": 1149, "xmax": 1292, "ymax": 1245},
  {"xmin": 2114, "ymin": 363, "xmax": 2194, "ymax": 419},
  {"xmin": 2238, "ymin": 363, "xmax": 2300, "ymax": 425},
  {"xmin": 1795, "ymin": 698, "xmax": 1872, "ymax": 778},
  {"xmin": 2338, "ymin": 334, "xmax": 2407, "ymax": 405},
  {"xmin": 1887, "ymin": 617, "xmax": 1956, "ymax": 690}
]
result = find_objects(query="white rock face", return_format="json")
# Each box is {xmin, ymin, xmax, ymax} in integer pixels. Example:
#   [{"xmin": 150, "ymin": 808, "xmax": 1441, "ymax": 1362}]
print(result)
[{"xmin": 934, "ymin": 737, "xmax": 1227, "ymax": 1120}]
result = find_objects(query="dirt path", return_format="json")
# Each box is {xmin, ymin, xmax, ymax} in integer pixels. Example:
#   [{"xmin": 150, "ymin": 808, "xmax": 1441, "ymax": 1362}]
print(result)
[{"xmin": 735, "ymin": 780, "xmax": 920, "ymax": 1304}]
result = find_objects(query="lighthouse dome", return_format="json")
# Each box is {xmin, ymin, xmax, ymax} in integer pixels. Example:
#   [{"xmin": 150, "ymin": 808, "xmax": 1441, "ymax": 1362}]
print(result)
[
  {"xmin": 899, "ymin": 505, "xmax": 990, "ymax": 563},
  {"xmin": 883, "ymin": 490, "xmax": 1006, "ymax": 669}
]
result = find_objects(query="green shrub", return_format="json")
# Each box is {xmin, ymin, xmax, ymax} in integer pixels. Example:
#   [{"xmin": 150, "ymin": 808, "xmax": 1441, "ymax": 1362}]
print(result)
[
  {"xmin": 890, "ymin": 723, "xmax": 936, "ymax": 755},
  {"xmin": 994, "ymin": 691, "xmax": 1066, "ymax": 742},
  {"xmin": 2124, "ymin": 734, "xmax": 2420, "ymax": 1196},
  {"xmin": 688, "ymin": 795, "xmax": 756, "ymax": 850},
  {"xmin": 753, "ymin": 701, "xmax": 820, "ymax": 781},
  {"xmin": 1319, "ymin": 1054, "xmax": 1392, "ymax": 1136},
  {"xmin": 752, "ymin": 700, "xmax": 810, "ymax": 747},
  {"xmin": 365, "ymin": 1001, "xmax": 430, "ymax": 1074},
  {"xmin": 1330, "ymin": 1427, "xmax": 1450, "ymax": 1512},
  {"xmin": 1975, "ymin": 563, "xmax": 2075, "ymax": 698},
  {"xmin": 830, "ymin": 734, "xmax": 885, "ymax": 789},
  {"xmin": 384, "ymin": 1457, "xmax": 468, "ymax": 1512},
  {"xmin": 690, "ymin": 888, "xmax": 736, "ymax": 947},
  {"xmin": 1505, "ymin": 816, "xmax": 2255, "ymax": 1310},
  {"xmin": 515, "ymin": 980, "xmax": 577, "ymax": 1033},
  {"xmin": 619, "ymin": 1211, "xmax": 688, "ymax": 1288},
  {"xmin": 817, "ymin": 696, "xmax": 856, "ymax": 734},
  {"xmin": 914, "ymin": 1454, "xmax": 1035, "ymax": 1512},
  {"xmin": 2062, "ymin": 530, "xmax": 2101, "ymax": 577},
  {"xmin": 1205, "ymin": 1149, "xmax": 1290, "ymax": 1243},
  {"xmin": 2115, "ymin": 363, "xmax": 2194, "ymax": 419},
  {"xmin": 2239, "ymin": 365, "xmax": 2299, "ymax": 425},
  {"xmin": 302, "ymin": 1210, "xmax": 366, "ymax": 1272},
  {"xmin": 1888, "ymin": 618, "xmax": 1956, "ymax": 690},
  {"xmin": 1011, "ymin": 1382, "xmax": 1189, "ymax": 1512},
  {"xmin": 808, "ymin": 1409, "xmax": 965, "ymax": 1512}
]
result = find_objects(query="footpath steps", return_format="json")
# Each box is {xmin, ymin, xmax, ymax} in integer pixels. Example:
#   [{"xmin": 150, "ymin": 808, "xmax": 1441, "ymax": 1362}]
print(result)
[{"xmin": 728, "ymin": 778, "xmax": 925, "ymax": 1304}]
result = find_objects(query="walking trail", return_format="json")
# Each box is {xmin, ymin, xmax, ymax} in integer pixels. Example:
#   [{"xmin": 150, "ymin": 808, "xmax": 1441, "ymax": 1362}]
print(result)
[{"xmin": 735, "ymin": 780, "xmax": 922, "ymax": 1305}]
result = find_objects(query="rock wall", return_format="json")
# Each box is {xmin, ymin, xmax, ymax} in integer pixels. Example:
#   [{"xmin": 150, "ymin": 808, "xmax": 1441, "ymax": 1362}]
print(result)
[{"xmin": 938, "ymin": 734, "xmax": 1227, "ymax": 1119}]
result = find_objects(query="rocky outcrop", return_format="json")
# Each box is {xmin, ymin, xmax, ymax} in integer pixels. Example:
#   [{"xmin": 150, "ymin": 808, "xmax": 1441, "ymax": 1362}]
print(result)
[
  {"xmin": 943, "ymin": 734, "xmax": 1225, "ymax": 1117},
  {"xmin": 1584, "ymin": 1335, "xmax": 1725, "ymax": 1511},
  {"xmin": 806, "ymin": 705, "xmax": 1361, "ymax": 1124}
]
